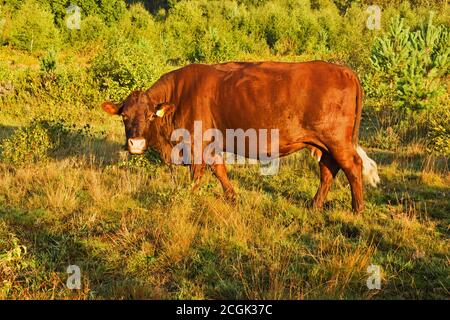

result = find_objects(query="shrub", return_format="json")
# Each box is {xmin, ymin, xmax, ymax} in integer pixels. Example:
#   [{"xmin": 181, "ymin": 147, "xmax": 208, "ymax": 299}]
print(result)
[
  {"xmin": 45, "ymin": 0, "xmax": 126, "ymax": 27},
  {"xmin": 117, "ymin": 148, "xmax": 162, "ymax": 170},
  {"xmin": 0, "ymin": 4, "xmax": 8, "ymax": 44},
  {"xmin": 7, "ymin": 0, "xmax": 60, "ymax": 52},
  {"xmin": 427, "ymin": 107, "xmax": 450, "ymax": 155},
  {"xmin": 79, "ymin": 14, "xmax": 107, "ymax": 42},
  {"xmin": 91, "ymin": 35, "xmax": 166, "ymax": 102},
  {"xmin": 0, "ymin": 120, "xmax": 94, "ymax": 165},
  {"xmin": 0, "ymin": 121, "xmax": 53, "ymax": 164},
  {"xmin": 14, "ymin": 51, "xmax": 100, "ymax": 109},
  {"xmin": 0, "ymin": 60, "xmax": 15, "ymax": 100},
  {"xmin": 366, "ymin": 126, "xmax": 402, "ymax": 150},
  {"xmin": 39, "ymin": 48, "xmax": 57, "ymax": 73},
  {"xmin": 62, "ymin": 14, "xmax": 108, "ymax": 44},
  {"xmin": 117, "ymin": 3, "xmax": 159, "ymax": 41},
  {"xmin": 364, "ymin": 14, "xmax": 449, "ymax": 113}
]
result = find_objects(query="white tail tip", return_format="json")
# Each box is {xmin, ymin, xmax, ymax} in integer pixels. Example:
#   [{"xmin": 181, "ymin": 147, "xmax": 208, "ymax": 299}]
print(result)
[{"xmin": 356, "ymin": 145, "xmax": 380, "ymax": 187}]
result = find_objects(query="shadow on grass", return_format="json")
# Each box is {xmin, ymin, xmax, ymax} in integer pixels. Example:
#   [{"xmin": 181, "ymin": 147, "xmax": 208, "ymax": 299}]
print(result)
[
  {"xmin": 0, "ymin": 205, "xmax": 158, "ymax": 299},
  {"xmin": 367, "ymin": 149, "xmax": 449, "ymax": 228},
  {"xmin": 228, "ymin": 152, "xmax": 348, "ymax": 210},
  {"xmin": 0, "ymin": 123, "xmax": 124, "ymax": 167},
  {"xmin": 229, "ymin": 167, "xmax": 313, "ymax": 205},
  {"xmin": 367, "ymin": 178, "xmax": 449, "ymax": 231},
  {"xmin": 370, "ymin": 149, "xmax": 449, "ymax": 173},
  {"xmin": 0, "ymin": 124, "xmax": 17, "ymax": 141}
]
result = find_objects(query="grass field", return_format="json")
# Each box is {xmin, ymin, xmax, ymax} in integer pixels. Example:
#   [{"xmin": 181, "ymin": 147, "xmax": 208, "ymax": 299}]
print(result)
[
  {"xmin": 0, "ymin": 107, "xmax": 448, "ymax": 299},
  {"xmin": 0, "ymin": 0, "xmax": 449, "ymax": 300}
]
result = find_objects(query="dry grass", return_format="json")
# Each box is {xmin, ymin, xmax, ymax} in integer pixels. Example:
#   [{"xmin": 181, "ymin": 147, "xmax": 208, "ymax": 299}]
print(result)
[{"xmin": 0, "ymin": 115, "xmax": 449, "ymax": 300}]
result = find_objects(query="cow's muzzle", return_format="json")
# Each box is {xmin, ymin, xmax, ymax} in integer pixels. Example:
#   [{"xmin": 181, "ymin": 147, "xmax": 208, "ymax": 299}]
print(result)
[{"xmin": 127, "ymin": 138, "xmax": 146, "ymax": 154}]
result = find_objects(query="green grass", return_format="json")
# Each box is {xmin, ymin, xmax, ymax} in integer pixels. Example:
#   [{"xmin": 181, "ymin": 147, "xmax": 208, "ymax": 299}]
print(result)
[
  {"xmin": 0, "ymin": 115, "xmax": 448, "ymax": 299},
  {"xmin": 0, "ymin": 0, "xmax": 448, "ymax": 299}
]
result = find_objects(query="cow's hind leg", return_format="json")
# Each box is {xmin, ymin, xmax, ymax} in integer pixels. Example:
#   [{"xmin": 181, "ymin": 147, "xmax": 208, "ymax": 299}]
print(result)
[
  {"xmin": 210, "ymin": 158, "xmax": 236, "ymax": 204},
  {"xmin": 329, "ymin": 145, "xmax": 364, "ymax": 213},
  {"xmin": 312, "ymin": 152, "xmax": 340, "ymax": 210}
]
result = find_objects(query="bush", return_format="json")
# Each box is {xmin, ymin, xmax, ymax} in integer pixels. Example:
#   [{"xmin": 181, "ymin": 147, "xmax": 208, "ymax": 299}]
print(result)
[
  {"xmin": 79, "ymin": 14, "xmax": 107, "ymax": 42},
  {"xmin": 39, "ymin": 48, "xmax": 57, "ymax": 73},
  {"xmin": 117, "ymin": 148, "xmax": 162, "ymax": 171},
  {"xmin": 116, "ymin": 3, "xmax": 159, "ymax": 41},
  {"xmin": 7, "ymin": 0, "xmax": 60, "ymax": 52},
  {"xmin": 0, "ymin": 121, "xmax": 53, "ymax": 164},
  {"xmin": 0, "ymin": 120, "xmax": 94, "ymax": 165},
  {"xmin": 10, "ymin": 51, "xmax": 100, "ymax": 109},
  {"xmin": 63, "ymin": 14, "xmax": 108, "ymax": 44},
  {"xmin": 91, "ymin": 35, "xmax": 166, "ymax": 102},
  {"xmin": 427, "ymin": 107, "xmax": 450, "ymax": 155},
  {"xmin": 45, "ymin": 0, "xmax": 126, "ymax": 27},
  {"xmin": 366, "ymin": 126, "xmax": 402, "ymax": 150},
  {"xmin": 162, "ymin": 1, "xmax": 234, "ymax": 63},
  {"xmin": 364, "ymin": 14, "xmax": 449, "ymax": 112}
]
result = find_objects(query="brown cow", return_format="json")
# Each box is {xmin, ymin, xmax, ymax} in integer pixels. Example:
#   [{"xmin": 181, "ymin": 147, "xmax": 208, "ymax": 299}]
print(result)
[{"xmin": 102, "ymin": 61, "xmax": 380, "ymax": 212}]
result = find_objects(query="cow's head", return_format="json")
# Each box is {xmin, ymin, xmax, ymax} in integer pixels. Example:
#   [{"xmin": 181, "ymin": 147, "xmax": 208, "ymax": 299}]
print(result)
[{"xmin": 102, "ymin": 90, "xmax": 175, "ymax": 155}]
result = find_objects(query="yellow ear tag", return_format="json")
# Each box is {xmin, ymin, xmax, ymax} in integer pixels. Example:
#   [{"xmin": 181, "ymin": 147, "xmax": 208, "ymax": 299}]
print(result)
[{"xmin": 156, "ymin": 109, "xmax": 165, "ymax": 117}]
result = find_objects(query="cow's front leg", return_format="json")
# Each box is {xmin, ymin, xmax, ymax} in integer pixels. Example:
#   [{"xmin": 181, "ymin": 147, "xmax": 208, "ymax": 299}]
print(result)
[
  {"xmin": 210, "ymin": 160, "xmax": 236, "ymax": 204},
  {"xmin": 190, "ymin": 163, "xmax": 206, "ymax": 191}
]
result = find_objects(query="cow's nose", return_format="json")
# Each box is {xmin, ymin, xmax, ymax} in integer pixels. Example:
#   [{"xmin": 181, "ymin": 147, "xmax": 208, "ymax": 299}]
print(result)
[{"xmin": 128, "ymin": 138, "xmax": 146, "ymax": 154}]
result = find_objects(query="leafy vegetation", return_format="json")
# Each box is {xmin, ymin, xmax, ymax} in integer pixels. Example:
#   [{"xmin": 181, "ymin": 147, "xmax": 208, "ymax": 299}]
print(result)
[
  {"xmin": 0, "ymin": 0, "xmax": 448, "ymax": 299},
  {"xmin": 365, "ymin": 14, "xmax": 448, "ymax": 113}
]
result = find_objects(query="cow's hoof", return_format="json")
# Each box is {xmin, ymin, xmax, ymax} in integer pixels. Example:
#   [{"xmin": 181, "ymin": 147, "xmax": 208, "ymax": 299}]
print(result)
[
  {"xmin": 352, "ymin": 205, "xmax": 365, "ymax": 213},
  {"xmin": 311, "ymin": 201, "xmax": 324, "ymax": 211},
  {"xmin": 225, "ymin": 192, "xmax": 237, "ymax": 205}
]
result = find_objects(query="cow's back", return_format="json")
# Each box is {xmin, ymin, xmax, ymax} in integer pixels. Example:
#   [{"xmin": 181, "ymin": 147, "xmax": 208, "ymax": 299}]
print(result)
[
  {"xmin": 168, "ymin": 61, "xmax": 359, "ymax": 155},
  {"xmin": 208, "ymin": 61, "xmax": 358, "ymax": 136}
]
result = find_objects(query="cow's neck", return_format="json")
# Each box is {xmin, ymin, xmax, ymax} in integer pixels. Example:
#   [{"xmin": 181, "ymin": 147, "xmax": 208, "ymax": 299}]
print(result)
[
  {"xmin": 145, "ymin": 73, "xmax": 175, "ymax": 108},
  {"xmin": 146, "ymin": 74, "xmax": 177, "ymax": 163},
  {"xmin": 148, "ymin": 119, "xmax": 175, "ymax": 164}
]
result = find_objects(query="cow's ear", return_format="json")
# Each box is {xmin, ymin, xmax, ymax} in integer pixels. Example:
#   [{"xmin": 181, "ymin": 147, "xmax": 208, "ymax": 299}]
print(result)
[
  {"xmin": 102, "ymin": 102, "xmax": 120, "ymax": 115},
  {"xmin": 155, "ymin": 103, "xmax": 176, "ymax": 118}
]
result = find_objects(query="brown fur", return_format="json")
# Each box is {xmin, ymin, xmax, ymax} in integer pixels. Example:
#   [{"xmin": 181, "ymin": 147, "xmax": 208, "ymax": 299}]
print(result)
[{"xmin": 103, "ymin": 61, "xmax": 366, "ymax": 212}]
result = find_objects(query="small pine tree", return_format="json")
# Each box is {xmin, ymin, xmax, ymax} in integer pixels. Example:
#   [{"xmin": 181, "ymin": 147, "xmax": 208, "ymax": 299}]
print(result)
[{"xmin": 365, "ymin": 13, "xmax": 449, "ymax": 112}]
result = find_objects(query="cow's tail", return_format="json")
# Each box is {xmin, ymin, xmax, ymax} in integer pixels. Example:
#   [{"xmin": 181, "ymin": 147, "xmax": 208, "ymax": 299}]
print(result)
[
  {"xmin": 353, "ymin": 76, "xmax": 380, "ymax": 187},
  {"xmin": 356, "ymin": 145, "xmax": 380, "ymax": 187},
  {"xmin": 352, "ymin": 76, "xmax": 363, "ymax": 146}
]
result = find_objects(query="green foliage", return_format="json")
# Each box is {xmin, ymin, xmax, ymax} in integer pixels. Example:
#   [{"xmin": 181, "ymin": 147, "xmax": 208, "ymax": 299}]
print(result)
[
  {"xmin": 427, "ymin": 107, "xmax": 450, "ymax": 155},
  {"xmin": 0, "ymin": 60, "xmax": 14, "ymax": 99},
  {"xmin": 44, "ymin": 0, "xmax": 126, "ymax": 27},
  {"xmin": 0, "ymin": 0, "xmax": 449, "ymax": 300},
  {"xmin": 7, "ymin": 0, "xmax": 60, "ymax": 52},
  {"xmin": 0, "ymin": 120, "xmax": 94, "ymax": 164},
  {"xmin": 364, "ymin": 14, "xmax": 449, "ymax": 112},
  {"xmin": 117, "ymin": 148, "xmax": 162, "ymax": 170},
  {"xmin": 159, "ymin": 0, "xmax": 348, "ymax": 61},
  {"xmin": 366, "ymin": 127, "xmax": 401, "ymax": 150},
  {"xmin": 0, "ymin": 121, "xmax": 54, "ymax": 164},
  {"xmin": 6, "ymin": 61, "xmax": 99, "ymax": 112},
  {"xmin": 62, "ymin": 13, "xmax": 108, "ymax": 44},
  {"xmin": 331, "ymin": 0, "xmax": 361, "ymax": 12},
  {"xmin": 91, "ymin": 35, "xmax": 166, "ymax": 102},
  {"xmin": 161, "ymin": 1, "xmax": 242, "ymax": 63},
  {"xmin": 85, "ymin": 8, "xmax": 162, "ymax": 101},
  {"xmin": 117, "ymin": 3, "xmax": 159, "ymax": 41},
  {"xmin": 0, "ymin": 5, "xmax": 7, "ymax": 41},
  {"xmin": 79, "ymin": 14, "xmax": 107, "ymax": 42},
  {"xmin": 39, "ymin": 48, "xmax": 57, "ymax": 73}
]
